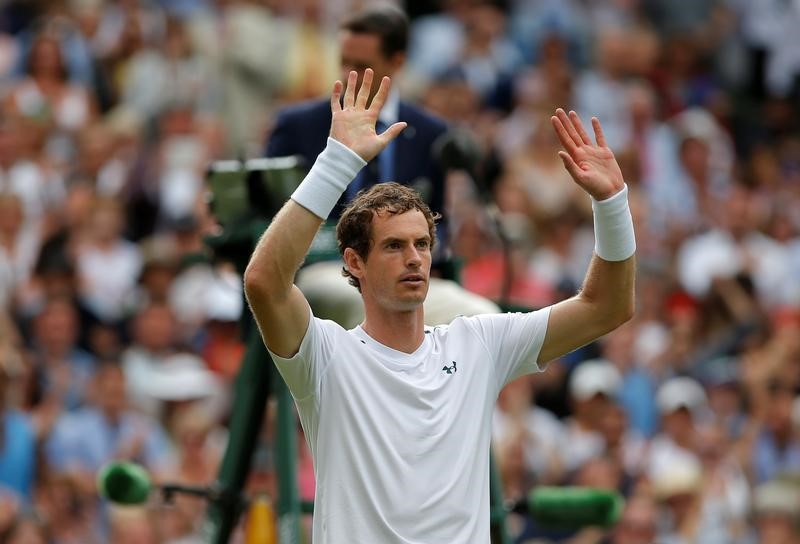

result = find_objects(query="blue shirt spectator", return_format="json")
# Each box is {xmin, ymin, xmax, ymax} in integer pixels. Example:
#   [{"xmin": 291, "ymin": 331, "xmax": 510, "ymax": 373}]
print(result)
[
  {"xmin": 30, "ymin": 298, "xmax": 96, "ymax": 411},
  {"xmin": 751, "ymin": 383, "xmax": 800, "ymax": 484},
  {"xmin": 618, "ymin": 366, "xmax": 658, "ymax": 437},
  {"xmin": 752, "ymin": 429, "xmax": 800, "ymax": 484},
  {"xmin": 45, "ymin": 361, "xmax": 173, "ymax": 479},
  {"xmin": 0, "ymin": 410, "xmax": 35, "ymax": 499}
]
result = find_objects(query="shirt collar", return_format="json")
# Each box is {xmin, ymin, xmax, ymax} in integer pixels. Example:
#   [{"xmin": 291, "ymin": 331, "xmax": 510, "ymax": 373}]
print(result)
[{"xmin": 377, "ymin": 87, "xmax": 400, "ymax": 126}]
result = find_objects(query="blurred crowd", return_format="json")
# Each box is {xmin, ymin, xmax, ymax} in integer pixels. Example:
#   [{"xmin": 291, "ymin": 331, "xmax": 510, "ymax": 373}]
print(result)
[{"xmin": 0, "ymin": 0, "xmax": 799, "ymax": 543}]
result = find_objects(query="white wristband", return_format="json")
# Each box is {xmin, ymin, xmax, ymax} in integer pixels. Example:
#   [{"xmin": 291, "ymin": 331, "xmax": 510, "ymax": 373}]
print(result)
[
  {"xmin": 290, "ymin": 138, "xmax": 367, "ymax": 219},
  {"xmin": 591, "ymin": 184, "xmax": 636, "ymax": 261}
]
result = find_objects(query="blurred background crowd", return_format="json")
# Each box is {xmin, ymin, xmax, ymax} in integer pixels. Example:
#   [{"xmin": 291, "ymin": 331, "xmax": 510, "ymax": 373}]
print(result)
[{"xmin": 0, "ymin": 0, "xmax": 799, "ymax": 543}]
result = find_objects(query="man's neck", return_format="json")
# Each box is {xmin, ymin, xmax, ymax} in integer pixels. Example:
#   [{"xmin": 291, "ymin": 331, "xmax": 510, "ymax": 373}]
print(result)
[
  {"xmin": 42, "ymin": 344, "xmax": 71, "ymax": 361},
  {"xmin": 361, "ymin": 306, "xmax": 426, "ymax": 354},
  {"xmin": 101, "ymin": 407, "xmax": 123, "ymax": 426}
]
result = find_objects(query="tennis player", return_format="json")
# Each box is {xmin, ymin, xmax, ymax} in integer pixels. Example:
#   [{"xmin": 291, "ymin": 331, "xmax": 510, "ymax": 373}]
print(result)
[{"xmin": 244, "ymin": 69, "xmax": 636, "ymax": 543}]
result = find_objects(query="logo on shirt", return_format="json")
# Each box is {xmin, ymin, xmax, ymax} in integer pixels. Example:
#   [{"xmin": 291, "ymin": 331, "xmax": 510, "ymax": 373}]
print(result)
[{"xmin": 442, "ymin": 361, "xmax": 457, "ymax": 374}]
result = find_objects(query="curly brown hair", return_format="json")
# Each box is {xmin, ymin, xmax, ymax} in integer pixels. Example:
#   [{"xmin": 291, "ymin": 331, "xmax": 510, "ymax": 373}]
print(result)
[{"xmin": 336, "ymin": 183, "xmax": 440, "ymax": 292}]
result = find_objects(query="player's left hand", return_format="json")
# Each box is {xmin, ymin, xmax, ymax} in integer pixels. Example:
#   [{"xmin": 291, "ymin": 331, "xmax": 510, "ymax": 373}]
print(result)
[{"xmin": 550, "ymin": 109, "xmax": 624, "ymax": 201}]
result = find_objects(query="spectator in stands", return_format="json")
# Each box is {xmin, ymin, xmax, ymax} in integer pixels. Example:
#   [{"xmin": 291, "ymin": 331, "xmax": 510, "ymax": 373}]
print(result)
[
  {"xmin": 107, "ymin": 506, "xmax": 159, "ymax": 544},
  {"xmin": 750, "ymin": 480, "xmax": 800, "ymax": 544},
  {"xmin": 118, "ymin": 16, "xmax": 218, "ymax": 123},
  {"xmin": 266, "ymin": 4, "xmax": 447, "ymax": 223},
  {"xmin": 1, "ymin": 514, "xmax": 50, "ymax": 544},
  {"xmin": 4, "ymin": 32, "xmax": 97, "ymax": 133},
  {"xmin": 678, "ymin": 184, "xmax": 794, "ymax": 312},
  {"xmin": 186, "ymin": 0, "xmax": 287, "ymax": 156},
  {"xmin": 600, "ymin": 323, "xmax": 658, "ymax": 438},
  {"xmin": 29, "ymin": 296, "xmax": 95, "ymax": 411},
  {"xmin": 32, "ymin": 470, "xmax": 101, "ymax": 543},
  {"xmin": 45, "ymin": 360, "xmax": 173, "ymax": 491},
  {"xmin": 276, "ymin": 0, "xmax": 341, "ymax": 103},
  {"xmin": 0, "ymin": 343, "xmax": 35, "ymax": 501},
  {"xmin": 493, "ymin": 374, "xmax": 564, "ymax": 488},
  {"xmin": 609, "ymin": 494, "xmax": 658, "ymax": 544},
  {"xmin": 647, "ymin": 377, "xmax": 706, "ymax": 483},
  {"xmin": 748, "ymin": 379, "xmax": 800, "ymax": 484},
  {"xmin": 122, "ymin": 301, "xmax": 180, "ymax": 417},
  {"xmin": 0, "ymin": 192, "xmax": 40, "ymax": 310},
  {"xmin": 441, "ymin": 1, "xmax": 523, "ymax": 106},
  {"xmin": 74, "ymin": 196, "xmax": 142, "ymax": 322},
  {"xmin": 562, "ymin": 360, "xmax": 622, "ymax": 473}
]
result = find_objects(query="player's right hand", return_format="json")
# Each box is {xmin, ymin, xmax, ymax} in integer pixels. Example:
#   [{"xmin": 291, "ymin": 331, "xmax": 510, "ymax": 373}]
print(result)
[{"xmin": 329, "ymin": 69, "xmax": 406, "ymax": 163}]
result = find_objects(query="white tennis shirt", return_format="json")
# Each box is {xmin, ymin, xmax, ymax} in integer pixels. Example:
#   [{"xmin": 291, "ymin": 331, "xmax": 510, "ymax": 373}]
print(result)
[{"xmin": 270, "ymin": 307, "xmax": 550, "ymax": 543}]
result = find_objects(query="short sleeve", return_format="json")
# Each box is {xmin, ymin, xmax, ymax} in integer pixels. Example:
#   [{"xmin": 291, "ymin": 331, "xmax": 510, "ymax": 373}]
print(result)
[
  {"xmin": 268, "ymin": 314, "xmax": 341, "ymax": 401},
  {"xmin": 462, "ymin": 307, "xmax": 551, "ymax": 392}
]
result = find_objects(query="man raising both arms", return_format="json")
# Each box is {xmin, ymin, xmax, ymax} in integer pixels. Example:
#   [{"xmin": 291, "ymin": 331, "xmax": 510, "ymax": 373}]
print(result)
[{"xmin": 244, "ymin": 69, "xmax": 636, "ymax": 543}]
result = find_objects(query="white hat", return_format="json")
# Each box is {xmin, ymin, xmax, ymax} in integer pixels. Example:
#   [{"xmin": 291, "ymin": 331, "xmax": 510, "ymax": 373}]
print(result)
[
  {"xmin": 672, "ymin": 107, "xmax": 719, "ymax": 143},
  {"xmin": 652, "ymin": 454, "xmax": 702, "ymax": 499},
  {"xmin": 205, "ymin": 270, "xmax": 243, "ymax": 322},
  {"xmin": 569, "ymin": 359, "xmax": 622, "ymax": 401},
  {"xmin": 146, "ymin": 353, "xmax": 221, "ymax": 401},
  {"xmin": 656, "ymin": 377, "xmax": 707, "ymax": 415},
  {"xmin": 753, "ymin": 481, "xmax": 800, "ymax": 518}
]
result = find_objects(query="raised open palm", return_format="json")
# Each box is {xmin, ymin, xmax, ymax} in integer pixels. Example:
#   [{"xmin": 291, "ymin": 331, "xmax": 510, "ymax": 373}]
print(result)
[
  {"xmin": 329, "ymin": 69, "xmax": 406, "ymax": 162},
  {"xmin": 550, "ymin": 109, "xmax": 625, "ymax": 201}
]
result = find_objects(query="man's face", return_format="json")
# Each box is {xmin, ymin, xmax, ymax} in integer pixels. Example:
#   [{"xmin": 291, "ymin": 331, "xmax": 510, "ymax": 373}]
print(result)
[
  {"xmin": 757, "ymin": 514, "xmax": 797, "ymax": 544},
  {"xmin": 96, "ymin": 366, "xmax": 127, "ymax": 418},
  {"xmin": 612, "ymin": 500, "xmax": 657, "ymax": 544},
  {"xmin": 574, "ymin": 392, "xmax": 613, "ymax": 429},
  {"xmin": 349, "ymin": 210, "xmax": 432, "ymax": 312},
  {"xmin": 339, "ymin": 31, "xmax": 403, "ymax": 103},
  {"xmin": 663, "ymin": 406, "xmax": 693, "ymax": 430},
  {"xmin": 35, "ymin": 300, "xmax": 78, "ymax": 352},
  {"xmin": 133, "ymin": 305, "xmax": 176, "ymax": 353}
]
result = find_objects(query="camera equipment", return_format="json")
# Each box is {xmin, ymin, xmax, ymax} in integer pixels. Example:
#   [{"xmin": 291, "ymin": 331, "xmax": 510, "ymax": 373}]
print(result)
[{"xmin": 206, "ymin": 156, "xmax": 307, "ymax": 228}]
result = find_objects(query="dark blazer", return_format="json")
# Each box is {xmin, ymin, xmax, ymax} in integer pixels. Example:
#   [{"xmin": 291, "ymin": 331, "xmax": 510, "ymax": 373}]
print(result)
[{"xmin": 265, "ymin": 98, "xmax": 448, "ymax": 221}]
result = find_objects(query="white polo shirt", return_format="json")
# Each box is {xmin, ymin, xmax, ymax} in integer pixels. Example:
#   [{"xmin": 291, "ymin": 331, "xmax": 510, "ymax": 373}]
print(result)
[{"xmin": 270, "ymin": 308, "xmax": 550, "ymax": 543}]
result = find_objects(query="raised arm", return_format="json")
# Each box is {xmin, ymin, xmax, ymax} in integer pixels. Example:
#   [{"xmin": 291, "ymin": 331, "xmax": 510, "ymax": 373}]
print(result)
[
  {"xmin": 243, "ymin": 69, "xmax": 406, "ymax": 357},
  {"xmin": 537, "ymin": 109, "xmax": 636, "ymax": 364}
]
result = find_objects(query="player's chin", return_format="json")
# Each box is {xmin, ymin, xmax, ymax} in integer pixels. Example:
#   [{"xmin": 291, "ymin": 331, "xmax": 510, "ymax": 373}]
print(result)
[{"xmin": 393, "ymin": 289, "xmax": 428, "ymax": 309}]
